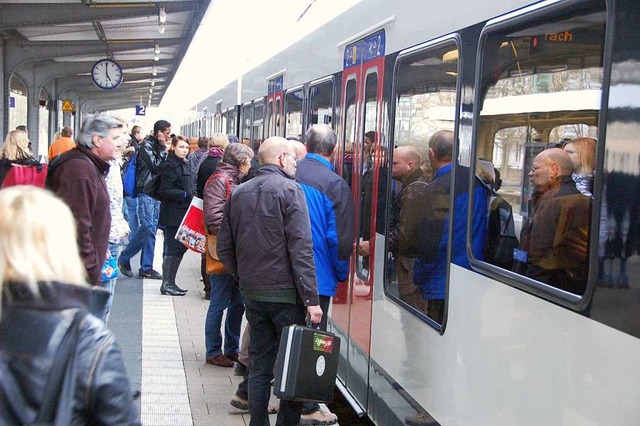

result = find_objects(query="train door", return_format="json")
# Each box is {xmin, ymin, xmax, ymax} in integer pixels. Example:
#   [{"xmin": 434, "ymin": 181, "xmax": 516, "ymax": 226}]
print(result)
[
  {"xmin": 332, "ymin": 29, "xmax": 385, "ymax": 409},
  {"xmin": 267, "ymin": 74, "xmax": 284, "ymax": 137}
]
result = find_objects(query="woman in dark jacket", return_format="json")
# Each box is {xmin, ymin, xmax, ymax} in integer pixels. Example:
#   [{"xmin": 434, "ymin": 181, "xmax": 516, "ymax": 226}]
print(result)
[
  {"xmin": 0, "ymin": 186, "xmax": 140, "ymax": 425},
  {"xmin": 203, "ymin": 143, "xmax": 253, "ymax": 367},
  {"xmin": 158, "ymin": 136, "xmax": 193, "ymax": 296}
]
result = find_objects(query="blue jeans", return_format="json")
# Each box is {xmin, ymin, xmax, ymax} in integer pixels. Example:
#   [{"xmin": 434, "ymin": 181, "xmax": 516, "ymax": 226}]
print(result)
[
  {"xmin": 245, "ymin": 298, "xmax": 305, "ymax": 426},
  {"xmin": 93, "ymin": 242, "xmax": 121, "ymax": 322},
  {"xmin": 205, "ymin": 274, "xmax": 244, "ymax": 357},
  {"xmin": 124, "ymin": 196, "xmax": 139, "ymax": 236},
  {"xmin": 119, "ymin": 193, "xmax": 159, "ymax": 272}
]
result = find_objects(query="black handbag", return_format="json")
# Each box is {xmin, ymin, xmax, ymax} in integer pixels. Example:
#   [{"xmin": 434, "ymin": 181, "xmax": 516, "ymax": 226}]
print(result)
[{"xmin": 0, "ymin": 309, "xmax": 85, "ymax": 425}]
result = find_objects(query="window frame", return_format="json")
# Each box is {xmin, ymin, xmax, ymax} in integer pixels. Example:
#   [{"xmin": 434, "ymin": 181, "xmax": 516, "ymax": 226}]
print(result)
[
  {"xmin": 284, "ymin": 84, "xmax": 305, "ymax": 140},
  {"xmin": 308, "ymin": 76, "xmax": 336, "ymax": 131},
  {"xmin": 467, "ymin": 0, "xmax": 612, "ymax": 312},
  {"xmin": 385, "ymin": 35, "xmax": 463, "ymax": 332}
]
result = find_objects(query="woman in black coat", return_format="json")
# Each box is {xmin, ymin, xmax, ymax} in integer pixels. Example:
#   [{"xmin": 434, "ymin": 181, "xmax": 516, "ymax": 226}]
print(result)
[{"xmin": 158, "ymin": 136, "xmax": 193, "ymax": 296}]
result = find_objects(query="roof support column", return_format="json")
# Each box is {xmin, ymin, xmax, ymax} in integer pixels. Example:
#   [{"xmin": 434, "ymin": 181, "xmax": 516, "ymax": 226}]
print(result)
[
  {"xmin": 0, "ymin": 41, "xmax": 5, "ymax": 141},
  {"xmin": 23, "ymin": 64, "xmax": 41, "ymax": 158},
  {"xmin": 48, "ymin": 79, "xmax": 60, "ymax": 143}
]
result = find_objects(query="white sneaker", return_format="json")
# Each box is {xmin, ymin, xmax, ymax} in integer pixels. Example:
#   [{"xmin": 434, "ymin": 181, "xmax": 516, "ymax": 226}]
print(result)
[{"xmin": 299, "ymin": 409, "xmax": 338, "ymax": 425}]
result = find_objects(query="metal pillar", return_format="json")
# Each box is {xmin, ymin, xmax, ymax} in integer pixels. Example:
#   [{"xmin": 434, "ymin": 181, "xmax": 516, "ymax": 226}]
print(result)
[
  {"xmin": 0, "ymin": 41, "xmax": 4, "ymax": 141},
  {"xmin": 25, "ymin": 65, "xmax": 41, "ymax": 158}
]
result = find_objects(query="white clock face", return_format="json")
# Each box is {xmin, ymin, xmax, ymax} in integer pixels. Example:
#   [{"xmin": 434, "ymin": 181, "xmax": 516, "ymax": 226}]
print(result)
[{"xmin": 91, "ymin": 59, "xmax": 123, "ymax": 90}]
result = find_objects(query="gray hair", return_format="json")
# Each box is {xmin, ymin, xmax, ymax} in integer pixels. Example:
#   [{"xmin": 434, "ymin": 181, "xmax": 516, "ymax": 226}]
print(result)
[
  {"xmin": 223, "ymin": 143, "xmax": 254, "ymax": 168},
  {"xmin": 305, "ymin": 124, "xmax": 336, "ymax": 156},
  {"xmin": 76, "ymin": 114, "xmax": 123, "ymax": 149}
]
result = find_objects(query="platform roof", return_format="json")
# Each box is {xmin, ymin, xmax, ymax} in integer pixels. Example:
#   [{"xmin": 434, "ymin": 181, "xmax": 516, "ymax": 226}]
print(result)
[{"xmin": 1, "ymin": 0, "xmax": 210, "ymax": 112}]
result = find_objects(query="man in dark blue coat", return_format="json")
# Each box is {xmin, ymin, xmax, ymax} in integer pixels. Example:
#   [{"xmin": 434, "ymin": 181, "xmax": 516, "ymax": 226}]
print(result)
[{"xmin": 295, "ymin": 124, "xmax": 355, "ymax": 425}]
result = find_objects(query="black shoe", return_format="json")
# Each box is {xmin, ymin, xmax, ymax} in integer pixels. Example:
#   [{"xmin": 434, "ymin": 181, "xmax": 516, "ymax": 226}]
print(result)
[
  {"xmin": 234, "ymin": 362, "xmax": 247, "ymax": 376},
  {"xmin": 139, "ymin": 269, "xmax": 162, "ymax": 280},
  {"xmin": 203, "ymin": 292, "xmax": 210, "ymax": 301},
  {"xmin": 118, "ymin": 259, "xmax": 133, "ymax": 277},
  {"xmin": 160, "ymin": 282, "xmax": 186, "ymax": 296}
]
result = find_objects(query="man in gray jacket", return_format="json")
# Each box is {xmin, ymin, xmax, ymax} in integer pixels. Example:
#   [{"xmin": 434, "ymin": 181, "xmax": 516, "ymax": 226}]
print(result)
[{"xmin": 217, "ymin": 136, "xmax": 322, "ymax": 426}]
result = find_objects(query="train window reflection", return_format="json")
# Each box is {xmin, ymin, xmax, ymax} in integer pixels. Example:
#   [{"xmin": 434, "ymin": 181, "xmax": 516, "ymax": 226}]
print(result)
[
  {"xmin": 309, "ymin": 79, "xmax": 333, "ymax": 128},
  {"xmin": 285, "ymin": 88, "xmax": 303, "ymax": 140},
  {"xmin": 474, "ymin": 4, "xmax": 606, "ymax": 296},
  {"xmin": 242, "ymin": 103, "xmax": 252, "ymax": 141},
  {"xmin": 387, "ymin": 41, "xmax": 459, "ymax": 324},
  {"xmin": 342, "ymin": 76, "xmax": 357, "ymax": 189},
  {"xmin": 252, "ymin": 102, "xmax": 263, "ymax": 148}
]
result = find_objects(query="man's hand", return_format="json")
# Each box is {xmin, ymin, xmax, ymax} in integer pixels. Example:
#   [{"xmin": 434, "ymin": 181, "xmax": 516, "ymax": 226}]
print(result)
[{"xmin": 306, "ymin": 305, "xmax": 323, "ymax": 325}]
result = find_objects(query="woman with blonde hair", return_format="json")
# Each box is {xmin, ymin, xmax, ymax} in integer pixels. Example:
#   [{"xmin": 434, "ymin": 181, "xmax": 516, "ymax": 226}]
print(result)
[
  {"xmin": 563, "ymin": 137, "xmax": 596, "ymax": 197},
  {"xmin": 0, "ymin": 129, "xmax": 45, "ymax": 187},
  {"xmin": 0, "ymin": 187, "xmax": 140, "ymax": 425}
]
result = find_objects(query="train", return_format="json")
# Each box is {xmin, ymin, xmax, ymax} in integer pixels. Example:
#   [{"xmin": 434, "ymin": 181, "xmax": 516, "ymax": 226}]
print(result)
[{"xmin": 181, "ymin": 0, "xmax": 640, "ymax": 424}]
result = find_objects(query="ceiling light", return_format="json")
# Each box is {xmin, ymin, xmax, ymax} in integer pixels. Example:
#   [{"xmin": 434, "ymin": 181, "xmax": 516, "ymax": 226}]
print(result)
[
  {"xmin": 158, "ymin": 23, "xmax": 165, "ymax": 34},
  {"xmin": 149, "ymin": 88, "xmax": 153, "ymax": 94},
  {"xmin": 159, "ymin": 7, "xmax": 167, "ymax": 24},
  {"xmin": 152, "ymin": 67, "xmax": 157, "ymax": 77},
  {"xmin": 151, "ymin": 80, "xmax": 155, "ymax": 86},
  {"xmin": 154, "ymin": 44, "xmax": 160, "ymax": 55}
]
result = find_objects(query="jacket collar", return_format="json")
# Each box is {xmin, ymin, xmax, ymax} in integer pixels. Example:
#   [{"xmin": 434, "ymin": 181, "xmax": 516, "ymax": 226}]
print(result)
[
  {"xmin": 3, "ymin": 281, "xmax": 98, "ymax": 311},
  {"xmin": 217, "ymin": 161, "xmax": 244, "ymax": 183},
  {"xmin": 304, "ymin": 153, "xmax": 333, "ymax": 171},
  {"xmin": 75, "ymin": 145, "xmax": 110, "ymax": 176},
  {"xmin": 257, "ymin": 164, "xmax": 294, "ymax": 180},
  {"xmin": 402, "ymin": 167, "xmax": 425, "ymax": 186}
]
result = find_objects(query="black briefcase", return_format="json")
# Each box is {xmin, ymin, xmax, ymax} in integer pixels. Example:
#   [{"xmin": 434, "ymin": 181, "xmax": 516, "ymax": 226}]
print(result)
[{"xmin": 274, "ymin": 324, "xmax": 341, "ymax": 402}]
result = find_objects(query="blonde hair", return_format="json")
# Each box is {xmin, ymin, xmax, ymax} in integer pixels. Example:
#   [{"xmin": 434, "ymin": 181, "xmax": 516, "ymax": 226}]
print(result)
[
  {"xmin": 1, "ymin": 130, "xmax": 32, "ymax": 161},
  {"xmin": 565, "ymin": 137, "xmax": 596, "ymax": 175},
  {"xmin": 211, "ymin": 133, "xmax": 230, "ymax": 149},
  {"xmin": 0, "ymin": 187, "xmax": 87, "ymax": 310}
]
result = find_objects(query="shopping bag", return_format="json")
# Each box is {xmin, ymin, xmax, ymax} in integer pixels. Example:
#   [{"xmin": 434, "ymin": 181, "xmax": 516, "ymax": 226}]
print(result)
[{"xmin": 175, "ymin": 197, "xmax": 207, "ymax": 253}]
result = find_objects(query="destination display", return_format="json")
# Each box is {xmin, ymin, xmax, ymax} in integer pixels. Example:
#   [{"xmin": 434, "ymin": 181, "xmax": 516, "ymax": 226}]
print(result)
[{"xmin": 343, "ymin": 30, "xmax": 386, "ymax": 70}]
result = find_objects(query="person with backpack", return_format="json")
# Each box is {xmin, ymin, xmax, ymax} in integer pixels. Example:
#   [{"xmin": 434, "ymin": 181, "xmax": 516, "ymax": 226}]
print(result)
[
  {"xmin": 0, "ymin": 186, "xmax": 140, "ymax": 425},
  {"xmin": 0, "ymin": 129, "xmax": 47, "ymax": 188}
]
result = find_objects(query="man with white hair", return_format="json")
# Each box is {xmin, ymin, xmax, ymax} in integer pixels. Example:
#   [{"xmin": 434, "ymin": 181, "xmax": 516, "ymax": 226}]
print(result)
[
  {"xmin": 47, "ymin": 113, "xmax": 123, "ymax": 286},
  {"xmin": 218, "ymin": 136, "xmax": 322, "ymax": 426}
]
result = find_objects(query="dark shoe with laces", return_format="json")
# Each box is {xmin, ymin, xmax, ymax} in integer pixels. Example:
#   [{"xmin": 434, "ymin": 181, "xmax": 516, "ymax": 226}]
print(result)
[
  {"xmin": 206, "ymin": 354, "xmax": 234, "ymax": 367},
  {"xmin": 139, "ymin": 269, "xmax": 162, "ymax": 280},
  {"xmin": 234, "ymin": 362, "xmax": 247, "ymax": 376},
  {"xmin": 224, "ymin": 353, "xmax": 239, "ymax": 363},
  {"xmin": 118, "ymin": 259, "xmax": 133, "ymax": 277}
]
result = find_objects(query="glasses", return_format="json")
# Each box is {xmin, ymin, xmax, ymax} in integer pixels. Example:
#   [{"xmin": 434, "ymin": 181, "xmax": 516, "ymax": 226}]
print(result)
[{"xmin": 282, "ymin": 152, "xmax": 297, "ymax": 163}]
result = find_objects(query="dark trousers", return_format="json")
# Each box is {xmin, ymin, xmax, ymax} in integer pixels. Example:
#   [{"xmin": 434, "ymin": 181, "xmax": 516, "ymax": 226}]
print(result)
[
  {"xmin": 163, "ymin": 226, "xmax": 188, "ymax": 258},
  {"xmin": 301, "ymin": 295, "xmax": 331, "ymax": 415},
  {"xmin": 245, "ymin": 298, "xmax": 306, "ymax": 426}
]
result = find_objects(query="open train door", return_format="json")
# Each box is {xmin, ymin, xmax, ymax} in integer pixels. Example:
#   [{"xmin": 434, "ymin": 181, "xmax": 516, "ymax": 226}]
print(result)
[{"xmin": 332, "ymin": 29, "xmax": 385, "ymax": 411}]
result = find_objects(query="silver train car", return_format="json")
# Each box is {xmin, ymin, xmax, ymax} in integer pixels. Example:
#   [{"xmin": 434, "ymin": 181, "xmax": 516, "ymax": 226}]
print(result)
[{"xmin": 182, "ymin": 0, "xmax": 640, "ymax": 424}]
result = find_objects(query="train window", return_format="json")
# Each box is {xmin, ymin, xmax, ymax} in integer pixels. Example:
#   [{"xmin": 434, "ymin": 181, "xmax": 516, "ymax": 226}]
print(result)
[
  {"xmin": 473, "ymin": 2, "xmax": 606, "ymax": 299},
  {"xmin": 285, "ymin": 88, "xmax": 303, "ymax": 140},
  {"xmin": 252, "ymin": 101, "xmax": 264, "ymax": 147},
  {"xmin": 309, "ymin": 79, "xmax": 333, "ymax": 129},
  {"xmin": 357, "ymin": 71, "xmax": 380, "ymax": 282},
  {"xmin": 227, "ymin": 108, "xmax": 237, "ymax": 135},
  {"xmin": 387, "ymin": 41, "xmax": 460, "ymax": 324},
  {"xmin": 242, "ymin": 103, "xmax": 252, "ymax": 141},
  {"xmin": 343, "ymin": 76, "xmax": 357, "ymax": 190}
]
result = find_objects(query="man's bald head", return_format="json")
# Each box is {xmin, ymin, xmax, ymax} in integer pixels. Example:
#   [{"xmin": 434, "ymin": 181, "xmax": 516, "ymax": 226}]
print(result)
[
  {"xmin": 258, "ymin": 137, "xmax": 292, "ymax": 165},
  {"xmin": 392, "ymin": 145, "xmax": 422, "ymax": 181},
  {"xmin": 541, "ymin": 148, "xmax": 575, "ymax": 176},
  {"xmin": 395, "ymin": 145, "xmax": 421, "ymax": 164},
  {"xmin": 291, "ymin": 140, "xmax": 307, "ymax": 160}
]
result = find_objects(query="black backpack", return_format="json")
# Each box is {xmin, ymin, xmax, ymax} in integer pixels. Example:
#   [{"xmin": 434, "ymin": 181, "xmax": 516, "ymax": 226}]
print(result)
[{"xmin": 484, "ymin": 190, "xmax": 519, "ymax": 269}]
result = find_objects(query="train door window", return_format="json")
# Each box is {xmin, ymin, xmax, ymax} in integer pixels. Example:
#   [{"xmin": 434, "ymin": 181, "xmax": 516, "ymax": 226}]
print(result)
[
  {"xmin": 357, "ymin": 71, "xmax": 380, "ymax": 281},
  {"xmin": 252, "ymin": 101, "xmax": 264, "ymax": 147},
  {"xmin": 388, "ymin": 41, "xmax": 460, "ymax": 324},
  {"xmin": 309, "ymin": 79, "xmax": 334, "ymax": 128},
  {"xmin": 242, "ymin": 102, "xmax": 252, "ymax": 142},
  {"xmin": 275, "ymin": 97, "xmax": 282, "ymax": 136},
  {"xmin": 227, "ymin": 108, "xmax": 237, "ymax": 135},
  {"xmin": 266, "ymin": 100, "xmax": 274, "ymax": 137},
  {"xmin": 473, "ymin": 2, "xmax": 606, "ymax": 300},
  {"xmin": 285, "ymin": 88, "xmax": 303, "ymax": 140},
  {"xmin": 343, "ymin": 77, "xmax": 357, "ymax": 190}
]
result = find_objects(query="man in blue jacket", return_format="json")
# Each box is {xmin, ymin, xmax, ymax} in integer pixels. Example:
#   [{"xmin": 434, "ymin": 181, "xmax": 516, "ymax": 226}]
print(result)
[{"xmin": 295, "ymin": 124, "xmax": 355, "ymax": 425}]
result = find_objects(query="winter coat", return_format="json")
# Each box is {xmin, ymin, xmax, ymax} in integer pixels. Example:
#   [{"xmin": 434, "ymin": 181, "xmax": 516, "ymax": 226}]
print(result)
[
  {"xmin": 203, "ymin": 162, "xmax": 243, "ymax": 235},
  {"xmin": 217, "ymin": 165, "xmax": 319, "ymax": 306},
  {"xmin": 296, "ymin": 154, "xmax": 355, "ymax": 296},
  {"xmin": 158, "ymin": 151, "xmax": 193, "ymax": 228},
  {"xmin": 46, "ymin": 146, "xmax": 111, "ymax": 286},
  {"xmin": 196, "ymin": 147, "xmax": 224, "ymax": 198},
  {"xmin": 0, "ymin": 281, "xmax": 140, "ymax": 425},
  {"xmin": 136, "ymin": 135, "xmax": 166, "ymax": 195}
]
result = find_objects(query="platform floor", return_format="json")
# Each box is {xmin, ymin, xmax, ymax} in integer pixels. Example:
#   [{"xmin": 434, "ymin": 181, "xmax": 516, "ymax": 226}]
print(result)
[{"xmin": 109, "ymin": 234, "xmax": 325, "ymax": 426}]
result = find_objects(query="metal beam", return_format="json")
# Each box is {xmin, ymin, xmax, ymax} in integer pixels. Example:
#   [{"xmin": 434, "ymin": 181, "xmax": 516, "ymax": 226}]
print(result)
[{"xmin": 0, "ymin": 2, "xmax": 195, "ymax": 31}]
